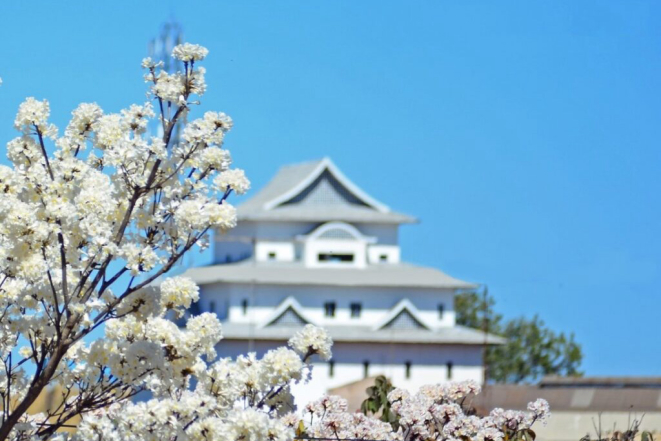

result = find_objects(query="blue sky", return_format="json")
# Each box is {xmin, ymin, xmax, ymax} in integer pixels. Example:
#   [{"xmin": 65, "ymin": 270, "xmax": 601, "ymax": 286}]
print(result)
[{"xmin": 0, "ymin": 1, "xmax": 659, "ymax": 376}]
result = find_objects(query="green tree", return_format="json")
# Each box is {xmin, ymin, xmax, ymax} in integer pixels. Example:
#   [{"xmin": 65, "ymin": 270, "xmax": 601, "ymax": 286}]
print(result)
[
  {"xmin": 453, "ymin": 291, "xmax": 502, "ymax": 330},
  {"xmin": 455, "ymin": 291, "xmax": 583, "ymax": 383},
  {"xmin": 361, "ymin": 375, "xmax": 399, "ymax": 429}
]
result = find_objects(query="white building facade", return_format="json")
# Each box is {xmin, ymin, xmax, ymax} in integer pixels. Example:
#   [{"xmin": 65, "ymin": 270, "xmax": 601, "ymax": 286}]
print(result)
[{"xmin": 183, "ymin": 158, "xmax": 502, "ymax": 408}]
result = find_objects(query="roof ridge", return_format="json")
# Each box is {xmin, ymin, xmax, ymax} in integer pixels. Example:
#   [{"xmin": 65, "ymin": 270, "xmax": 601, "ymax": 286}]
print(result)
[
  {"xmin": 236, "ymin": 157, "xmax": 418, "ymax": 224},
  {"xmin": 277, "ymin": 157, "xmax": 326, "ymax": 170},
  {"xmin": 262, "ymin": 157, "xmax": 391, "ymax": 212}
]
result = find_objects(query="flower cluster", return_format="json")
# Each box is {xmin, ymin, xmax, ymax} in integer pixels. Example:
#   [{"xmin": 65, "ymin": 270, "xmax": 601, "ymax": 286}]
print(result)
[
  {"xmin": 0, "ymin": 43, "xmax": 258, "ymax": 440},
  {"xmin": 72, "ymin": 325, "xmax": 327, "ymax": 441},
  {"xmin": 297, "ymin": 381, "xmax": 550, "ymax": 441},
  {"xmin": 288, "ymin": 323, "xmax": 333, "ymax": 360},
  {"xmin": 299, "ymin": 395, "xmax": 395, "ymax": 441},
  {"xmin": 214, "ymin": 168, "xmax": 250, "ymax": 195},
  {"xmin": 172, "ymin": 43, "xmax": 209, "ymax": 62}
]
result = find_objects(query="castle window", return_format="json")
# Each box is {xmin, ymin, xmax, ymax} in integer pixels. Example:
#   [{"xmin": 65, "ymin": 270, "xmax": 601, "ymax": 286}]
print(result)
[
  {"xmin": 438, "ymin": 303, "xmax": 444, "ymax": 319},
  {"xmin": 268, "ymin": 252, "xmax": 277, "ymax": 260},
  {"xmin": 242, "ymin": 299, "xmax": 249, "ymax": 315},
  {"xmin": 350, "ymin": 302, "xmax": 362, "ymax": 318},
  {"xmin": 188, "ymin": 303, "xmax": 201, "ymax": 317},
  {"xmin": 318, "ymin": 253, "xmax": 354, "ymax": 263},
  {"xmin": 446, "ymin": 361, "xmax": 453, "ymax": 380},
  {"xmin": 324, "ymin": 302, "xmax": 336, "ymax": 317},
  {"xmin": 209, "ymin": 301, "xmax": 216, "ymax": 313},
  {"xmin": 329, "ymin": 360, "xmax": 335, "ymax": 378},
  {"xmin": 380, "ymin": 254, "xmax": 388, "ymax": 262},
  {"xmin": 405, "ymin": 361, "xmax": 412, "ymax": 379},
  {"xmin": 363, "ymin": 360, "xmax": 370, "ymax": 379}
]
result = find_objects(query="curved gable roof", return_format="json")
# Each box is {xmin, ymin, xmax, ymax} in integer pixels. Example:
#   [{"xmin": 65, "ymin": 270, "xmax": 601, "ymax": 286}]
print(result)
[
  {"xmin": 238, "ymin": 158, "xmax": 417, "ymax": 224},
  {"xmin": 374, "ymin": 299, "xmax": 430, "ymax": 331},
  {"xmin": 263, "ymin": 158, "xmax": 389, "ymax": 212},
  {"xmin": 299, "ymin": 222, "xmax": 377, "ymax": 243}
]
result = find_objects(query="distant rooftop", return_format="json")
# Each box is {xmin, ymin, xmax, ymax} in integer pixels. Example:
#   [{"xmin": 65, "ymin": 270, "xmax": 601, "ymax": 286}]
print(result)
[
  {"xmin": 237, "ymin": 158, "xmax": 417, "ymax": 224},
  {"xmin": 182, "ymin": 260, "xmax": 477, "ymax": 290},
  {"xmin": 539, "ymin": 376, "xmax": 661, "ymax": 389},
  {"xmin": 473, "ymin": 378, "xmax": 661, "ymax": 413},
  {"xmin": 329, "ymin": 376, "xmax": 661, "ymax": 416}
]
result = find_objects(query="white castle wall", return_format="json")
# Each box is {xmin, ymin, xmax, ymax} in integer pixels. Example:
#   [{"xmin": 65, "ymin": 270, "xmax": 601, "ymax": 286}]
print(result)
[
  {"xmin": 215, "ymin": 221, "xmax": 402, "ymax": 264},
  {"xmin": 255, "ymin": 242, "xmax": 296, "ymax": 262},
  {"xmin": 303, "ymin": 238, "xmax": 368, "ymax": 268},
  {"xmin": 199, "ymin": 283, "xmax": 457, "ymax": 328},
  {"xmin": 218, "ymin": 340, "xmax": 484, "ymax": 408},
  {"xmin": 357, "ymin": 224, "xmax": 399, "ymax": 246},
  {"xmin": 367, "ymin": 245, "xmax": 400, "ymax": 264}
]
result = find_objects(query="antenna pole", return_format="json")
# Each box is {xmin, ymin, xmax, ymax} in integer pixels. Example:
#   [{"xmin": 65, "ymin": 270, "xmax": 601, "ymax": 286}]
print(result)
[
  {"xmin": 482, "ymin": 285, "xmax": 489, "ymax": 386},
  {"xmin": 148, "ymin": 20, "xmax": 185, "ymax": 141}
]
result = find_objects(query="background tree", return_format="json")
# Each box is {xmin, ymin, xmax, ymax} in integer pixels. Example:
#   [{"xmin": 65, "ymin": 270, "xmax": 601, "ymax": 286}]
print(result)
[{"xmin": 455, "ymin": 290, "xmax": 583, "ymax": 383}]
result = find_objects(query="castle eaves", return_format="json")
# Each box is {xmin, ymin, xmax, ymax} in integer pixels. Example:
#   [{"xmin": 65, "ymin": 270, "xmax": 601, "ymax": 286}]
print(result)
[
  {"xmin": 238, "ymin": 205, "xmax": 417, "ymax": 224},
  {"xmin": 182, "ymin": 261, "xmax": 477, "ymax": 290},
  {"xmin": 217, "ymin": 322, "xmax": 505, "ymax": 345}
]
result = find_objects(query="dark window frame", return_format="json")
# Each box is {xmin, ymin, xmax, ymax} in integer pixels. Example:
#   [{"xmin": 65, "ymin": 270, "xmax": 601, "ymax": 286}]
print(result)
[
  {"xmin": 350, "ymin": 302, "xmax": 362, "ymax": 318},
  {"xmin": 318, "ymin": 253, "xmax": 354, "ymax": 263},
  {"xmin": 324, "ymin": 301, "xmax": 336, "ymax": 317}
]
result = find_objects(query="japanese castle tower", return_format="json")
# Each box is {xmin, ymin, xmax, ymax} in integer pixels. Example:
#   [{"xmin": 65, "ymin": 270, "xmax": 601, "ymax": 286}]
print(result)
[{"xmin": 183, "ymin": 158, "xmax": 502, "ymax": 406}]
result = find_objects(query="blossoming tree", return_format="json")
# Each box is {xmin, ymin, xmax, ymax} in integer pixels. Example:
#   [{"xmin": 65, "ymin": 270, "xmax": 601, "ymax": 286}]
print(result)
[{"xmin": 0, "ymin": 43, "xmax": 548, "ymax": 441}]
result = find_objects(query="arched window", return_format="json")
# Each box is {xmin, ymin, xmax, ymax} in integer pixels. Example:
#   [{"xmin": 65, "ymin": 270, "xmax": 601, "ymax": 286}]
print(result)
[{"xmin": 301, "ymin": 222, "xmax": 376, "ymax": 268}]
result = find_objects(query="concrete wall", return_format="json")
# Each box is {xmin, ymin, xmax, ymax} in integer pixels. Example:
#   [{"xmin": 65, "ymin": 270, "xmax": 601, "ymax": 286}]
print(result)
[{"xmin": 536, "ymin": 412, "xmax": 661, "ymax": 441}]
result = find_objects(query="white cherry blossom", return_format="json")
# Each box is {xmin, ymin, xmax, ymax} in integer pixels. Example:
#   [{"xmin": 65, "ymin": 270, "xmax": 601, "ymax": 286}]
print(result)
[
  {"xmin": 172, "ymin": 43, "xmax": 209, "ymax": 62},
  {"xmin": 0, "ymin": 41, "xmax": 549, "ymax": 441}
]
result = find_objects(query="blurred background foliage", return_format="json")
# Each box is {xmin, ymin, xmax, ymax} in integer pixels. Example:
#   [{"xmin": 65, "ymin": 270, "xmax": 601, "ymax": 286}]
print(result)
[{"xmin": 456, "ymin": 290, "xmax": 582, "ymax": 383}]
